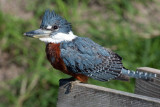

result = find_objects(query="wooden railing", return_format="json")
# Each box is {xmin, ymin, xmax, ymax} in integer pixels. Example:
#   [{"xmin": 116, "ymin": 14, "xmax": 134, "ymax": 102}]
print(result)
[{"xmin": 57, "ymin": 67, "xmax": 160, "ymax": 107}]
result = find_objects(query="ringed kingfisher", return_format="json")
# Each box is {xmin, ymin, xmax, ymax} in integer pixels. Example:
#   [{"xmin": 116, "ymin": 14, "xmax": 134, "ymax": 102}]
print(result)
[{"xmin": 24, "ymin": 10, "xmax": 156, "ymax": 83}]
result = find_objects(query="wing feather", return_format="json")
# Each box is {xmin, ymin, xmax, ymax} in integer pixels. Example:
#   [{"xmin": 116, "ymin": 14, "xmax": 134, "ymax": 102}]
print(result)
[{"xmin": 60, "ymin": 37, "xmax": 123, "ymax": 81}]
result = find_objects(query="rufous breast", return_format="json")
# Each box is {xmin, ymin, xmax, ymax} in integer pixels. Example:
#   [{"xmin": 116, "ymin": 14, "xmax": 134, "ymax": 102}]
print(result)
[
  {"xmin": 45, "ymin": 43, "xmax": 72, "ymax": 75},
  {"xmin": 45, "ymin": 43, "xmax": 88, "ymax": 82}
]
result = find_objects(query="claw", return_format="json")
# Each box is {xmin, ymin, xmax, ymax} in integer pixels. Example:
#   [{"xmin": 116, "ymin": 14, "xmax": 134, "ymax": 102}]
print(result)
[
  {"xmin": 64, "ymin": 80, "xmax": 80, "ymax": 94},
  {"xmin": 59, "ymin": 77, "xmax": 81, "ymax": 94}
]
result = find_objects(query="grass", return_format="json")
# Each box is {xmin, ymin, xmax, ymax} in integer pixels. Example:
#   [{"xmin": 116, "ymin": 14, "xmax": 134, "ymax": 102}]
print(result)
[{"xmin": 0, "ymin": 0, "xmax": 160, "ymax": 106}]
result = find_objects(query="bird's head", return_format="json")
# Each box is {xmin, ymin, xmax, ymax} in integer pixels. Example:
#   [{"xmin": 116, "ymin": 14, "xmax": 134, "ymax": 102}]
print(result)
[{"xmin": 24, "ymin": 10, "xmax": 77, "ymax": 43}]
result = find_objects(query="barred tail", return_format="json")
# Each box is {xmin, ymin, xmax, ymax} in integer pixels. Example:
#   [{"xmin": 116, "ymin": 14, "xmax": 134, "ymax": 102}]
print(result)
[{"xmin": 121, "ymin": 68, "xmax": 157, "ymax": 80}]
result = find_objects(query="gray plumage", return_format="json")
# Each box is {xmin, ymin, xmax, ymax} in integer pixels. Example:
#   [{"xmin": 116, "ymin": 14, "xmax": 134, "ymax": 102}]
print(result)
[
  {"xmin": 60, "ymin": 37, "xmax": 123, "ymax": 81},
  {"xmin": 60, "ymin": 37, "xmax": 156, "ymax": 81}
]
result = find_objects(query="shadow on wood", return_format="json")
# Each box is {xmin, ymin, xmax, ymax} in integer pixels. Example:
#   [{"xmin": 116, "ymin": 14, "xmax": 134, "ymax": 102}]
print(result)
[{"xmin": 57, "ymin": 67, "xmax": 160, "ymax": 107}]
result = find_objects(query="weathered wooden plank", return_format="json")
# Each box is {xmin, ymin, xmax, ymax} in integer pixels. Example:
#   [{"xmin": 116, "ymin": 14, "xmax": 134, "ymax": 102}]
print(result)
[
  {"xmin": 137, "ymin": 67, "xmax": 160, "ymax": 74},
  {"xmin": 57, "ymin": 79, "xmax": 160, "ymax": 107},
  {"xmin": 135, "ymin": 67, "xmax": 160, "ymax": 99}
]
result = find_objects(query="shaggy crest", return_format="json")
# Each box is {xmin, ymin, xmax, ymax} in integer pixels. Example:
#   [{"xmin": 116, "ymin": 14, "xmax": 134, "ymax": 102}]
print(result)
[{"xmin": 40, "ymin": 10, "xmax": 72, "ymax": 31}]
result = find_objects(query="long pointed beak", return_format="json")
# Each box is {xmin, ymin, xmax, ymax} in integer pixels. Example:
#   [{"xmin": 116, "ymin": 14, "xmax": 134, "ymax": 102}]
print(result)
[{"xmin": 24, "ymin": 29, "xmax": 51, "ymax": 38}]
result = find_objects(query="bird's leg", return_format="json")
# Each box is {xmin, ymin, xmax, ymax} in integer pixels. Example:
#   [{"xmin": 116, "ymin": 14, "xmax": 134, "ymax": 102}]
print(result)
[
  {"xmin": 59, "ymin": 77, "xmax": 80, "ymax": 94},
  {"xmin": 59, "ymin": 77, "xmax": 76, "ymax": 82},
  {"xmin": 59, "ymin": 74, "xmax": 88, "ymax": 94},
  {"xmin": 64, "ymin": 79, "xmax": 82, "ymax": 94},
  {"xmin": 59, "ymin": 77, "xmax": 76, "ymax": 89},
  {"xmin": 65, "ymin": 75, "xmax": 88, "ymax": 93},
  {"xmin": 65, "ymin": 74, "xmax": 88, "ymax": 93}
]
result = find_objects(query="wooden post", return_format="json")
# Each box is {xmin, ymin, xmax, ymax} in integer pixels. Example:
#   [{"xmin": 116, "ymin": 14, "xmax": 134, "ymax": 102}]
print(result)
[
  {"xmin": 57, "ymin": 79, "xmax": 160, "ymax": 107},
  {"xmin": 135, "ymin": 67, "xmax": 160, "ymax": 99}
]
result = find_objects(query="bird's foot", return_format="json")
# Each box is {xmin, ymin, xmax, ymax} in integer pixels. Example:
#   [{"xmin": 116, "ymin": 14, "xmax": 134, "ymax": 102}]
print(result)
[
  {"xmin": 59, "ymin": 77, "xmax": 76, "ymax": 86},
  {"xmin": 59, "ymin": 77, "xmax": 75, "ymax": 83},
  {"xmin": 59, "ymin": 77, "xmax": 81, "ymax": 94},
  {"xmin": 64, "ymin": 80, "xmax": 81, "ymax": 94}
]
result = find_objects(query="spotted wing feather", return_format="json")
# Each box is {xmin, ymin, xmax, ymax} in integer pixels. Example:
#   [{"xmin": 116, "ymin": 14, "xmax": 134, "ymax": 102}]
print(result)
[{"xmin": 60, "ymin": 37, "xmax": 123, "ymax": 81}]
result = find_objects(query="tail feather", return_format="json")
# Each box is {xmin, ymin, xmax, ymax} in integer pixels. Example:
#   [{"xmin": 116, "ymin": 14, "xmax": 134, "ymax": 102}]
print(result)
[{"xmin": 121, "ymin": 68, "xmax": 156, "ymax": 80}]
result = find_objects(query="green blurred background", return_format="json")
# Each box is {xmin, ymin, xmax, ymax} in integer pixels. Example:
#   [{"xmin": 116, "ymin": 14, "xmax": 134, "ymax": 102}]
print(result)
[{"xmin": 0, "ymin": 0, "xmax": 160, "ymax": 106}]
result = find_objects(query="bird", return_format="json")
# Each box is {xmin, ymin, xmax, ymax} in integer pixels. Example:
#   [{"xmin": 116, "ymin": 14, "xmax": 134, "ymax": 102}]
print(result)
[{"xmin": 24, "ymin": 10, "xmax": 156, "ymax": 83}]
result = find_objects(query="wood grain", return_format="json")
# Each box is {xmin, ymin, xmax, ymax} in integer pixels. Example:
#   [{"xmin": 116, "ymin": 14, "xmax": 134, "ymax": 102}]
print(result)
[
  {"xmin": 57, "ymin": 78, "xmax": 160, "ymax": 107},
  {"xmin": 137, "ymin": 67, "xmax": 160, "ymax": 74},
  {"xmin": 135, "ymin": 67, "xmax": 160, "ymax": 99}
]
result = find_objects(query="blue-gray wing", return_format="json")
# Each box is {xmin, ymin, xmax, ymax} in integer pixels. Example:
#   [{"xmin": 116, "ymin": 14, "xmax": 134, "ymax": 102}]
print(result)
[{"xmin": 60, "ymin": 37, "xmax": 123, "ymax": 81}]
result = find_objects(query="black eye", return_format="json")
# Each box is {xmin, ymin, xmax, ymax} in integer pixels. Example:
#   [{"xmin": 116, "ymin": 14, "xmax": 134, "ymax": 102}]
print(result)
[{"xmin": 52, "ymin": 25, "xmax": 58, "ymax": 30}]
